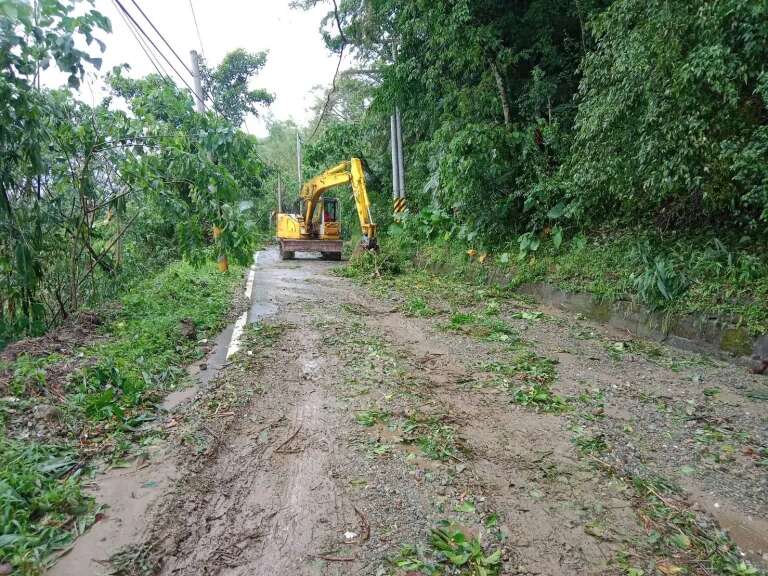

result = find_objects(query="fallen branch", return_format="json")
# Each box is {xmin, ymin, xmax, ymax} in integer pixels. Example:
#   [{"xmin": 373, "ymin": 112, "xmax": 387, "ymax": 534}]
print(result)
[
  {"xmin": 201, "ymin": 423, "xmax": 230, "ymax": 451},
  {"xmin": 274, "ymin": 424, "xmax": 303, "ymax": 453},
  {"xmin": 353, "ymin": 505, "xmax": 370, "ymax": 543},
  {"xmin": 315, "ymin": 554, "xmax": 355, "ymax": 562}
]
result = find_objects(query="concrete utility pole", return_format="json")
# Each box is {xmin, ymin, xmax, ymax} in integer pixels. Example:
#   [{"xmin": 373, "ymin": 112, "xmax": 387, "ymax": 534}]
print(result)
[
  {"xmin": 190, "ymin": 49, "xmax": 205, "ymax": 113},
  {"xmin": 391, "ymin": 108, "xmax": 406, "ymax": 214},
  {"xmin": 296, "ymin": 131, "xmax": 303, "ymax": 190},
  {"xmin": 277, "ymin": 171, "xmax": 283, "ymax": 213},
  {"xmin": 395, "ymin": 107, "xmax": 406, "ymax": 204},
  {"xmin": 390, "ymin": 113, "xmax": 400, "ymax": 202}
]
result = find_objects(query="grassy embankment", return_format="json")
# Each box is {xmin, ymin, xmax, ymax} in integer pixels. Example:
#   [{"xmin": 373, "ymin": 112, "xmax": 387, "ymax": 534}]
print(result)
[
  {"xmin": 345, "ymin": 229, "xmax": 768, "ymax": 339},
  {"xmin": 0, "ymin": 261, "xmax": 243, "ymax": 575}
]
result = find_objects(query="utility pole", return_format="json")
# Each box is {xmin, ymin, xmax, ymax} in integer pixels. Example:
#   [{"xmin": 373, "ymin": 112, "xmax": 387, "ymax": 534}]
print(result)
[
  {"xmin": 277, "ymin": 171, "xmax": 283, "ymax": 213},
  {"xmin": 190, "ymin": 49, "xmax": 205, "ymax": 113},
  {"xmin": 390, "ymin": 113, "xmax": 400, "ymax": 209},
  {"xmin": 395, "ymin": 107, "xmax": 406, "ymax": 209},
  {"xmin": 391, "ymin": 108, "xmax": 406, "ymax": 214},
  {"xmin": 296, "ymin": 131, "xmax": 303, "ymax": 190}
]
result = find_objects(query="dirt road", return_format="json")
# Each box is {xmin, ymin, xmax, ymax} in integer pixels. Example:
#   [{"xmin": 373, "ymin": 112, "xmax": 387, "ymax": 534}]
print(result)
[{"xmin": 56, "ymin": 247, "xmax": 768, "ymax": 575}]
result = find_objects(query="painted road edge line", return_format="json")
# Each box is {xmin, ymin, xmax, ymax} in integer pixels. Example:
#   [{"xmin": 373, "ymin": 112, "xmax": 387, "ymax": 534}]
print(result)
[{"xmin": 227, "ymin": 254, "xmax": 258, "ymax": 359}]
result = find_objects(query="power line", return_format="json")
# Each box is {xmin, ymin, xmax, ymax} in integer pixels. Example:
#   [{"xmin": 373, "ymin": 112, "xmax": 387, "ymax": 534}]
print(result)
[
  {"xmin": 308, "ymin": 46, "xmax": 344, "ymax": 141},
  {"xmin": 113, "ymin": 0, "xmax": 169, "ymax": 80},
  {"xmin": 128, "ymin": 0, "xmax": 195, "ymax": 77},
  {"xmin": 113, "ymin": 0, "xmax": 208, "ymax": 110},
  {"xmin": 112, "ymin": 1, "xmax": 281, "ymax": 176},
  {"xmin": 309, "ymin": 0, "xmax": 347, "ymax": 141},
  {"xmin": 117, "ymin": 0, "xmax": 228, "ymax": 120},
  {"xmin": 188, "ymin": 0, "xmax": 206, "ymax": 58}
]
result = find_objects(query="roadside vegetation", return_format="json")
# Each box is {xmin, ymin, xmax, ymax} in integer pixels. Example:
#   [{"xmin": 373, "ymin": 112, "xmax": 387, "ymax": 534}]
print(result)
[
  {"xmin": 0, "ymin": 262, "xmax": 243, "ymax": 574},
  {"xmin": 0, "ymin": 1, "xmax": 274, "ymax": 350},
  {"xmin": 1, "ymin": 4, "xmax": 270, "ymax": 570},
  {"xmin": 290, "ymin": 0, "xmax": 768, "ymax": 339}
]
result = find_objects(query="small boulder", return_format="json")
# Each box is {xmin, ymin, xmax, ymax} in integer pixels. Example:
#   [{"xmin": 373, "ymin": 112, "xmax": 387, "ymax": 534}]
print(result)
[{"xmin": 750, "ymin": 335, "xmax": 768, "ymax": 375}]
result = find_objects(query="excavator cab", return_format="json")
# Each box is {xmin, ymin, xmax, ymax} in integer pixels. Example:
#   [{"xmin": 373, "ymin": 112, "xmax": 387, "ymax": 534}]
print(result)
[{"xmin": 319, "ymin": 197, "xmax": 340, "ymax": 240}]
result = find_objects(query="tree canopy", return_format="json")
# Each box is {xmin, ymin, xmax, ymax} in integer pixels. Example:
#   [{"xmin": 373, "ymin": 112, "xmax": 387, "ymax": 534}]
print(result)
[
  {"xmin": 0, "ymin": 1, "xmax": 274, "ymax": 345},
  {"xmin": 201, "ymin": 48, "xmax": 274, "ymax": 126},
  {"xmin": 296, "ymin": 0, "xmax": 767, "ymax": 248}
]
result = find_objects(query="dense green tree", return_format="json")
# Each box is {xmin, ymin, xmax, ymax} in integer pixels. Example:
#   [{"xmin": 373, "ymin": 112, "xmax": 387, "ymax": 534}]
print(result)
[
  {"xmin": 570, "ymin": 0, "xmax": 768, "ymax": 231},
  {"xmin": 201, "ymin": 48, "xmax": 274, "ymax": 126},
  {"xmin": 1, "ymin": 0, "xmax": 111, "ymax": 337},
  {"xmin": 0, "ymin": 3, "xmax": 272, "ymax": 345},
  {"xmin": 298, "ymin": 0, "xmax": 767, "ymax": 247}
]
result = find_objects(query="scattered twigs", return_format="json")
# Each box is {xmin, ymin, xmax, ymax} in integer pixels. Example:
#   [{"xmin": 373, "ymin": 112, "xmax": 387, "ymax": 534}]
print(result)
[
  {"xmin": 315, "ymin": 554, "xmax": 355, "ymax": 562},
  {"xmin": 448, "ymin": 451, "xmax": 466, "ymax": 463},
  {"xmin": 274, "ymin": 423, "xmax": 303, "ymax": 453},
  {"xmin": 532, "ymin": 450, "xmax": 554, "ymax": 464},
  {"xmin": 353, "ymin": 505, "xmax": 370, "ymax": 543},
  {"xmin": 644, "ymin": 483, "xmax": 681, "ymax": 511},
  {"xmin": 201, "ymin": 422, "xmax": 230, "ymax": 451}
]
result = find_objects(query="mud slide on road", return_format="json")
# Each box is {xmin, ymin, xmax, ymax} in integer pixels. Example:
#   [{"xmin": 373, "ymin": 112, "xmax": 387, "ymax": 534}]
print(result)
[{"xmin": 65, "ymin": 246, "xmax": 767, "ymax": 575}]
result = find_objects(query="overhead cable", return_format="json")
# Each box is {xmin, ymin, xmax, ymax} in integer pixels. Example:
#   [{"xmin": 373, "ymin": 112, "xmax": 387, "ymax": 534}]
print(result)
[
  {"xmin": 113, "ymin": 0, "xmax": 207, "ymax": 110},
  {"xmin": 129, "ymin": 0, "xmax": 195, "ymax": 77},
  {"xmin": 188, "ymin": 0, "xmax": 206, "ymax": 58},
  {"xmin": 112, "ymin": 0, "xmax": 169, "ymax": 80}
]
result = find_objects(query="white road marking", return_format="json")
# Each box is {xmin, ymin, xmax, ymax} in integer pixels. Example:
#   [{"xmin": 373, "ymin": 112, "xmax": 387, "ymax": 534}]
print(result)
[
  {"xmin": 226, "ymin": 255, "xmax": 258, "ymax": 359},
  {"xmin": 226, "ymin": 311, "xmax": 248, "ymax": 359},
  {"xmin": 244, "ymin": 265, "xmax": 255, "ymax": 300}
]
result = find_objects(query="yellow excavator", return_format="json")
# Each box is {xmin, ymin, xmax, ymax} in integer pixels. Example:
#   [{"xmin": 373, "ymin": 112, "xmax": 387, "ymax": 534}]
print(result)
[{"xmin": 276, "ymin": 157, "xmax": 377, "ymax": 260}]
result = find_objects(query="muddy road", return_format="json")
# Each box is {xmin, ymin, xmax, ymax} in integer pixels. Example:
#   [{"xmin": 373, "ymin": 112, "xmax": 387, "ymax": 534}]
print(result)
[{"xmin": 54, "ymin": 247, "xmax": 768, "ymax": 575}]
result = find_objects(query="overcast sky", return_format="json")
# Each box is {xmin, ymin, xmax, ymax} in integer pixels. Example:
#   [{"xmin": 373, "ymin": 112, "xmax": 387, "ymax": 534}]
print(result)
[{"xmin": 51, "ymin": 0, "xmax": 345, "ymax": 136}]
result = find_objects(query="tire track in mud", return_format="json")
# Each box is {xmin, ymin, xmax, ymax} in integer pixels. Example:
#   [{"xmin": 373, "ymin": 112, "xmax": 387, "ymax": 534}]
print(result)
[
  {"xmin": 149, "ymin": 321, "xmax": 359, "ymax": 575},
  {"xmin": 141, "ymin": 252, "xmax": 430, "ymax": 576}
]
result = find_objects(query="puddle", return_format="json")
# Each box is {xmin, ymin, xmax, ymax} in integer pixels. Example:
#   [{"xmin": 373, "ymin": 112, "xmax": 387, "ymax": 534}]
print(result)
[
  {"xmin": 686, "ymin": 485, "xmax": 768, "ymax": 566},
  {"xmin": 250, "ymin": 301, "xmax": 278, "ymax": 320},
  {"xmin": 49, "ymin": 451, "xmax": 176, "ymax": 575}
]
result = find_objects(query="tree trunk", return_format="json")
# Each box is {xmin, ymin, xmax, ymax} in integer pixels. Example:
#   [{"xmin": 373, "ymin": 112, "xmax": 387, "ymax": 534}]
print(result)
[{"xmin": 491, "ymin": 60, "xmax": 512, "ymax": 127}]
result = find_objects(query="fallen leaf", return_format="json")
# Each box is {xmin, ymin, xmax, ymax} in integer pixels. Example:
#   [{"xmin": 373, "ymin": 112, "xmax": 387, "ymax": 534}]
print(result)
[
  {"xmin": 657, "ymin": 560, "xmax": 684, "ymax": 575},
  {"xmin": 670, "ymin": 533, "xmax": 690, "ymax": 549},
  {"xmin": 584, "ymin": 523, "xmax": 606, "ymax": 539}
]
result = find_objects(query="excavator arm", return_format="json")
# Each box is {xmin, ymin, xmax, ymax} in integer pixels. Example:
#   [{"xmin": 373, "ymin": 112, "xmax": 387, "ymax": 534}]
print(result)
[{"xmin": 299, "ymin": 157, "xmax": 377, "ymax": 249}]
